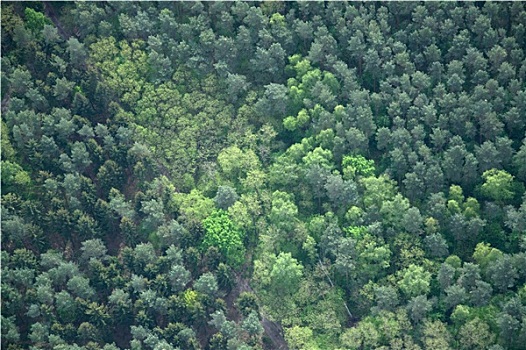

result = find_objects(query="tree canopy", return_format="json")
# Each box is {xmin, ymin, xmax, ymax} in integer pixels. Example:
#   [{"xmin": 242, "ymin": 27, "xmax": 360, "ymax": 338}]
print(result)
[{"xmin": 2, "ymin": 2, "xmax": 526, "ymax": 350}]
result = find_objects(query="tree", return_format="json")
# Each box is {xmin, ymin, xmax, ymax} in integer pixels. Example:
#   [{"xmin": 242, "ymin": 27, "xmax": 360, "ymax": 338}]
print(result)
[
  {"xmin": 422, "ymin": 320, "xmax": 452, "ymax": 350},
  {"xmin": 284, "ymin": 326, "xmax": 317, "ymax": 350},
  {"xmin": 403, "ymin": 207, "xmax": 424, "ymax": 236},
  {"xmin": 156, "ymin": 221, "xmax": 186, "ymax": 248},
  {"xmin": 333, "ymin": 236, "xmax": 357, "ymax": 280},
  {"xmin": 444, "ymin": 285, "xmax": 468, "ymax": 310},
  {"xmin": 324, "ymin": 173, "xmax": 357, "ymax": 213},
  {"xmin": 255, "ymin": 83, "xmax": 290, "ymax": 121},
  {"xmin": 481, "ymin": 169, "xmax": 515, "ymax": 203},
  {"xmin": 48, "ymin": 261, "xmax": 80, "ymax": 289},
  {"xmin": 24, "ymin": 7, "xmax": 50, "ymax": 33},
  {"xmin": 42, "ymin": 24, "xmax": 60, "ymax": 45},
  {"xmin": 55, "ymin": 291, "xmax": 78, "ymax": 324},
  {"xmin": 69, "ymin": 142, "xmax": 92, "ymax": 172},
  {"xmin": 4, "ymin": 3, "xmax": 526, "ymax": 349},
  {"xmin": 241, "ymin": 311, "xmax": 263, "ymax": 339},
  {"xmin": 209, "ymin": 310, "xmax": 238, "ymax": 340},
  {"xmin": 29, "ymin": 322, "xmax": 49, "ymax": 344},
  {"xmin": 250, "ymin": 43, "xmax": 286, "ymax": 84},
  {"xmin": 140, "ymin": 198, "xmax": 165, "ymax": 231},
  {"xmin": 214, "ymin": 186, "xmax": 239, "ymax": 210},
  {"xmin": 270, "ymin": 252, "xmax": 303, "ymax": 296},
  {"xmin": 305, "ymin": 164, "xmax": 331, "ymax": 209},
  {"xmin": 513, "ymin": 138, "xmax": 526, "ymax": 181},
  {"xmin": 457, "ymin": 263, "xmax": 481, "ymax": 291},
  {"xmin": 236, "ymin": 292, "xmax": 259, "ymax": 317},
  {"xmin": 308, "ymin": 25, "xmax": 338, "ymax": 67},
  {"xmin": 497, "ymin": 313, "xmax": 520, "ymax": 349},
  {"xmin": 1, "ymin": 161, "xmax": 31, "ymax": 194},
  {"xmin": 403, "ymin": 171, "xmax": 426, "ymax": 203},
  {"xmin": 2, "ymin": 314, "xmax": 20, "ymax": 347},
  {"xmin": 9, "ymin": 68, "xmax": 33, "ymax": 97},
  {"xmin": 217, "ymin": 146, "xmax": 260, "ymax": 183},
  {"xmin": 79, "ymin": 239, "xmax": 107, "ymax": 264},
  {"xmin": 97, "ymin": 160, "xmax": 123, "ymax": 195},
  {"xmin": 397, "ymin": 264, "xmax": 432, "ymax": 298},
  {"xmin": 168, "ymin": 265, "xmax": 190, "ymax": 293},
  {"xmin": 77, "ymin": 321, "xmax": 101, "ymax": 344},
  {"xmin": 373, "ymin": 285, "xmax": 399, "ymax": 313},
  {"xmin": 488, "ymin": 254, "xmax": 518, "ymax": 292},
  {"xmin": 269, "ymin": 190, "xmax": 299, "ymax": 232},
  {"xmin": 174, "ymin": 189, "xmax": 214, "ymax": 222},
  {"xmin": 470, "ymin": 280, "xmax": 493, "ymax": 307},
  {"xmin": 66, "ymin": 37, "xmax": 87, "ymax": 68},
  {"xmin": 208, "ymin": 332, "xmax": 228, "ymax": 350},
  {"xmin": 340, "ymin": 318, "xmax": 381, "ymax": 350},
  {"xmin": 54, "ymin": 77, "xmax": 75, "ymax": 101},
  {"xmin": 67, "ymin": 276, "xmax": 95, "ymax": 300},
  {"xmin": 202, "ymin": 210, "xmax": 245, "ymax": 267},
  {"xmin": 407, "ymin": 295, "xmax": 433, "ymax": 323},
  {"xmin": 458, "ymin": 318, "xmax": 495, "ymax": 350},
  {"xmin": 424, "ymin": 233, "xmax": 449, "ymax": 258},
  {"xmin": 472, "ymin": 242, "xmax": 503, "ymax": 272},
  {"xmin": 361, "ymin": 174, "xmax": 397, "ymax": 209},
  {"xmin": 194, "ymin": 272, "xmax": 218, "ymax": 298},
  {"xmin": 108, "ymin": 288, "xmax": 132, "ymax": 321},
  {"xmin": 352, "ymin": 231, "xmax": 391, "ymax": 282}
]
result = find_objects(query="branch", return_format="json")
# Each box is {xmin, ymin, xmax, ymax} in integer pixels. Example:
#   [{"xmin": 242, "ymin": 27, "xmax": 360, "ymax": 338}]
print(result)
[{"xmin": 318, "ymin": 258, "xmax": 353, "ymax": 320}]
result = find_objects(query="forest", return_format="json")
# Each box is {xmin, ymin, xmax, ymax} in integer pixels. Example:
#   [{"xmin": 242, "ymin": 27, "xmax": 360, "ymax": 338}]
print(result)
[{"xmin": 2, "ymin": 1, "xmax": 526, "ymax": 349}]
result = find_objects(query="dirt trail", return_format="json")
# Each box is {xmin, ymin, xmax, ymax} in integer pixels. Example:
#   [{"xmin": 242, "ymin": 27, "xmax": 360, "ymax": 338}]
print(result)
[
  {"xmin": 38, "ymin": 3, "xmax": 289, "ymax": 348},
  {"xmin": 42, "ymin": 2, "xmax": 69, "ymax": 40},
  {"xmin": 260, "ymin": 315, "xmax": 288, "ymax": 350},
  {"xmin": 225, "ymin": 272, "xmax": 289, "ymax": 350}
]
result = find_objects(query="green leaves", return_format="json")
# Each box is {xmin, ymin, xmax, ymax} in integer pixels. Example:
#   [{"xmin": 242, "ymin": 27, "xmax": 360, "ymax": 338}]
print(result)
[
  {"xmin": 217, "ymin": 146, "xmax": 260, "ymax": 185},
  {"xmin": 23, "ymin": 8, "xmax": 51, "ymax": 34},
  {"xmin": 481, "ymin": 169, "xmax": 514, "ymax": 202},
  {"xmin": 269, "ymin": 190, "xmax": 298, "ymax": 230},
  {"xmin": 202, "ymin": 210, "xmax": 245, "ymax": 268},
  {"xmin": 174, "ymin": 189, "xmax": 214, "ymax": 222},
  {"xmin": 4, "ymin": 2, "xmax": 526, "ymax": 350},
  {"xmin": 342, "ymin": 155, "xmax": 375, "ymax": 179},
  {"xmin": 397, "ymin": 264, "xmax": 432, "ymax": 298},
  {"xmin": 270, "ymin": 252, "xmax": 303, "ymax": 295},
  {"xmin": 0, "ymin": 160, "xmax": 31, "ymax": 193}
]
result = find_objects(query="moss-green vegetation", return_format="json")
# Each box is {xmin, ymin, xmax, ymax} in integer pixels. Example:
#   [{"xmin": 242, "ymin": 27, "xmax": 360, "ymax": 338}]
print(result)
[{"xmin": 2, "ymin": 2, "xmax": 526, "ymax": 349}]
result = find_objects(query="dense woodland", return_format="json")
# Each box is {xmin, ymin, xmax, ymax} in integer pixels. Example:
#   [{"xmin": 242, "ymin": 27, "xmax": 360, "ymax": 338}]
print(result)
[{"xmin": 2, "ymin": 1, "xmax": 526, "ymax": 349}]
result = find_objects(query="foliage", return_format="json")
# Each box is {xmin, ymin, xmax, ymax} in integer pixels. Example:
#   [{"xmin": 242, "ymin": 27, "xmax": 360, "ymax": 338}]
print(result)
[
  {"xmin": 2, "ymin": 2, "xmax": 526, "ymax": 349},
  {"xmin": 202, "ymin": 210, "xmax": 245, "ymax": 268},
  {"xmin": 481, "ymin": 169, "xmax": 515, "ymax": 202}
]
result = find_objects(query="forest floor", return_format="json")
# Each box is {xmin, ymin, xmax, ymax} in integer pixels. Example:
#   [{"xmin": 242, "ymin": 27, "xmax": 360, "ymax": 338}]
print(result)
[
  {"xmin": 224, "ymin": 258, "xmax": 289, "ymax": 350},
  {"xmin": 42, "ymin": 2, "xmax": 68, "ymax": 39}
]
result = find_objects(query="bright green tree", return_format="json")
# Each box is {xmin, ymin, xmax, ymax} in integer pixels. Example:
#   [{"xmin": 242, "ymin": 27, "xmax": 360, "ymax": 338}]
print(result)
[
  {"xmin": 342, "ymin": 155, "xmax": 375, "ymax": 180},
  {"xmin": 202, "ymin": 210, "xmax": 245, "ymax": 267},
  {"xmin": 481, "ymin": 169, "xmax": 514, "ymax": 202},
  {"xmin": 397, "ymin": 264, "xmax": 432, "ymax": 298}
]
